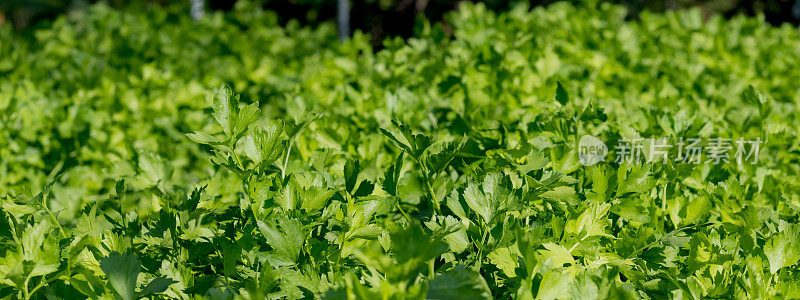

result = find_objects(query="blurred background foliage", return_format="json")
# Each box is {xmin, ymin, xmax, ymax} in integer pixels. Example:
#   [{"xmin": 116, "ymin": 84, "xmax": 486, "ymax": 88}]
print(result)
[{"xmin": 3, "ymin": 0, "xmax": 800, "ymax": 48}]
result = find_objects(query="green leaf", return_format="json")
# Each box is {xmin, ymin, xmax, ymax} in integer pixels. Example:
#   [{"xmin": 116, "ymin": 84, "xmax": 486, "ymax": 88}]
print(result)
[
  {"xmin": 463, "ymin": 180, "xmax": 494, "ymax": 224},
  {"xmin": 565, "ymin": 202, "xmax": 612, "ymax": 238},
  {"xmin": 380, "ymin": 127, "xmax": 413, "ymax": 154},
  {"xmin": 765, "ymin": 222, "xmax": 800, "ymax": 274},
  {"xmin": 381, "ymin": 119, "xmax": 432, "ymax": 158},
  {"xmin": 276, "ymin": 178, "xmax": 300, "ymax": 211},
  {"xmin": 586, "ymin": 165, "xmax": 614, "ymax": 202},
  {"xmin": 257, "ymin": 218, "xmax": 305, "ymax": 265},
  {"xmin": 388, "ymin": 223, "xmax": 448, "ymax": 278},
  {"xmin": 540, "ymin": 186, "xmax": 579, "ymax": 207},
  {"xmin": 212, "ymin": 84, "xmax": 237, "ymax": 137},
  {"xmin": 519, "ymin": 149, "xmax": 549, "ymax": 175},
  {"xmin": 616, "ymin": 163, "xmax": 655, "ymax": 195},
  {"xmin": 353, "ymin": 180, "xmax": 375, "ymax": 198},
  {"xmin": 99, "ymin": 252, "xmax": 141, "ymax": 300},
  {"xmin": 538, "ymin": 242, "xmax": 576, "ymax": 268},
  {"xmin": 20, "ymin": 221, "xmax": 50, "ymax": 262},
  {"xmin": 137, "ymin": 276, "xmax": 178, "ymax": 298},
  {"xmin": 244, "ymin": 123, "xmax": 286, "ymax": 169},
  {"xmin": 382, "ymin": 153, "xmax": 404, "ymax": 197},
  {"xmin": 219, "ymin": 239, "xmax": 241, "ymax": 277},
  {"xmin": 537, "ymin": 269, "xmax": 573, "ymax": 300},
  {"xmin": 186, "ymin": 131, "xmax": 223, "ymax": 145},
  {"xmin": 20, "ymin": 221, "xmax": 59, "ymax": 278},
  {"xmin": 343, "ymin": 159, "xmax": 361, "ymax": 194},
  {"xmin": 463, "ymin": 173, "xmax": 513, "ymax": 224},
  {"xmin": 285, "ymin": 112, "xmax": 321, "ymax": 139},
  {"xmin": 425, "ymin": 216, "xmax": 469, "ymax": 253},
  {"xmin": 425, "ymin": 137, "xmax": 467, "ymax": 177},
  {"xmin": 137, "ymin": 150, "xmax": 170, "ymax": 185},
  {"xmin": 349, "ymin": 224, "xmax": 383, "ymax": 240},
  {"xmin": 743, "ymin": 85, "xmax": 766, "ymax": 106},
  {"xmin": 427, "ymin": 266, "xmax": 491, "ymax": 300},
  {"xmin": 446, "ymin": 190, "xmax": 468, "ymax": 220},
  {"xmin": 487, "ymin": 247, "xmax": 517, "ymax": 277},
  {"xmin": 555, "ymin": 81, "xmax": 569, "ymax": 106},
  {"xmin": 298, "ymin": 177, "xmax": 334, "ymax": 213}
]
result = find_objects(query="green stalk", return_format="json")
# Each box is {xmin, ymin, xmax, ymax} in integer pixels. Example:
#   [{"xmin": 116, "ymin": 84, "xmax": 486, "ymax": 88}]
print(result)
[
  {"xmin": 424, "ymin": 178, "xmax": 440, "ymax": 214},
  {"xmin": 395, "ymin": 201, "xmax": 412, "ymax": 223},
  {"xmin": 412, "ymin": 155, "xmax": 440, "ymax": 215},
  {"xmin": 27, "ymin": 270, "xmax": 66, "ymax": 298},
  {"xmin": 41, "ymin": 193, "xmax": 66, "ymax": 239},
  {"xmin": 282, "ymin": 138, "xmax": 294, "ymax": 179}
]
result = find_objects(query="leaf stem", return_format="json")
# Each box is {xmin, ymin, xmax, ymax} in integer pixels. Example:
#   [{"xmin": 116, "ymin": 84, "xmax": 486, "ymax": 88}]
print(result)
[
  {"xmin": 42, "ymin": 193, "xmax": 66, "ymax": 239},
  {"xmin": 414, "ymin": 156, "xmax": 440, "ymax": 215},
  {"xmin": 27, "ymin": 270, "xmax": 65, "ymax": 297},
  {"xmin": 423, "ymin": 177, "xmax": 440, "ymax": 214},
  {"xmin": 225, "ymin": 143, "xmax": 245, "ymax": 172},
  {"xmin": 282, "ymin": 138, "xmax": 294, "ymax": 179},
  {"xmin": 22, "ymin": 276, "xmax": 29, "ymax": 300},
  {"xmin": 395, "ymin": 201, "xmax": 412, "ymax": 223}
]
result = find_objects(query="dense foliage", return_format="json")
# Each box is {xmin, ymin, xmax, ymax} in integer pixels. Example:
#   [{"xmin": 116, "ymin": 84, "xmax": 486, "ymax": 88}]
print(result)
[{"xmin": 2, "ymin": 1, "xmax": 800, "ymax": 299}]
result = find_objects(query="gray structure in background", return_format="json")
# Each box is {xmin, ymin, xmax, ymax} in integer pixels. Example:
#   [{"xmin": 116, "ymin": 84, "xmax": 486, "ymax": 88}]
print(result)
[
  {"xmin": 338, "ymin": 0, "xmax": 349, "ymax": 41},
  {"xmin": 794, "ymin": 0, "xmax": 800, "ymax": 19},
  {"xmin": 191, "ymin": 0, "xmax": 205, "ymax": 20}
]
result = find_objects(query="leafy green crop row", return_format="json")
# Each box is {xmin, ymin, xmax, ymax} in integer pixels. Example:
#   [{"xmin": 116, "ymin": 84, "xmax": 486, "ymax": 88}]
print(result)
[{"xmin": 2, "ymin": 1, "xmax": 800, "ymax": 299}]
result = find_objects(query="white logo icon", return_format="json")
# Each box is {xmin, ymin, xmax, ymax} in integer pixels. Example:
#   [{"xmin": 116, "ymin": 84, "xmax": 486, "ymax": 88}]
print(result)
[{"xmin": 578, "ymin": 135, "xmax": 607, "ymax": 166}]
